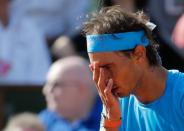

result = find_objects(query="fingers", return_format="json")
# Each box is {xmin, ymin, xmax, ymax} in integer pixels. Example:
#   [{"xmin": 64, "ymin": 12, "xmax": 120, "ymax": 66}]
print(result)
[
  {"xmin": 104, "ymin": 79, "xmax": 114, "ymax": 105},
  {"xmin": 91, "ymin": 63, "xmax": 107, "ymax": 104},
  {"xmin": 98, "ymin": 68, "xmax": 114, "ymax": 107},
  {"xmin": 91, "ymin": 65, "xmax": 121, "ymax": 119},
  {"xmin": 99, "ymin": 70, "xmax": 118, "ymax": 107},
  {"xmin": 98, "ymin": 68, "xmax": 106, "ymax": 92},
  {"xmin": 91, "ymin": 63, "xmax": 116, "ymax": 107},
  {"xmin": 96, "ymin": 68, "xmax": 106, "ymax": 103},
  {"xmin": 88, "ymin": 64, "xmax": 94, "ymax": 72},
  {"xmin": 104, "ymin": 79, "xmax": 113, "ymax": 95}
]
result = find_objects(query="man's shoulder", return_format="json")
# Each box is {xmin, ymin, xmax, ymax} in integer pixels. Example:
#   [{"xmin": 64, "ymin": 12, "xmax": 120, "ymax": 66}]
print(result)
[
  {"xmin": 168, "ymin": 70, "xmax": 184, "ymax": 116},
  {"xmin": 166, "ymin": 70, "xmax": 184, "ymax": 102},
  {"xmin": 167, "ymin": 70, "xmax": 184, "ymax": 87},
  {"xmin": 38, "ymin": 109, "xmax": 62, "ymax": 123},
  {"xmin": 168, "ymin": 70, "xmax": 184, "ymax": 90},
  {"xmin": 38, "ymin": 109, "xmax": 70, "ymax": 130}
]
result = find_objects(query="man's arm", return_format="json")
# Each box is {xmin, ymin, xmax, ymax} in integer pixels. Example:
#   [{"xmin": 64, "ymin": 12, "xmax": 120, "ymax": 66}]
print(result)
[{"xmin": 99, "ymin": 114, "xmax": 121, "ymax": 131}]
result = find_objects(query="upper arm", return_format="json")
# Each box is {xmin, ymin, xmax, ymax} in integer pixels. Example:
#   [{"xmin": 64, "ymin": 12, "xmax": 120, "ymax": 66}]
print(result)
[
  {"xmin": 175, "ymin": 75, "xmax": 184, "ymax": 118},
  {"xmin": 180, "ymin": 95, "xmax": 184, "ymax": 117}
]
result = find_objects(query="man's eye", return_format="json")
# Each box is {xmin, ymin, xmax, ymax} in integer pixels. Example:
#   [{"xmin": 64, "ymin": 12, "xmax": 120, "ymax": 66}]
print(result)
[{"xmin": 101, "ymin": 65, "xmax": 111, "ymax": 69}]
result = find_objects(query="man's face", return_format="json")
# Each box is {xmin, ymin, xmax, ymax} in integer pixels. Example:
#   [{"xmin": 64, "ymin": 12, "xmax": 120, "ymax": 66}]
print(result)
[
  {"xmin": 43, "ymin": 68, "xmax": 82, "ymax": 113},
  {"xmin": 89, "ymin": 51, "xmax": 142, "ymax": 97}
]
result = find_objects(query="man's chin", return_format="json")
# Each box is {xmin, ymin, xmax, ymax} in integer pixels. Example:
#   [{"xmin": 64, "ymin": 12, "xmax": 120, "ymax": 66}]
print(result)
[
  {"xmin": 112, "ymin": 87, "xmax": 129, "ymax": 98},
  {"xmin": 116, "ymin": 92, "xmax": 130, "ymax": 98}
]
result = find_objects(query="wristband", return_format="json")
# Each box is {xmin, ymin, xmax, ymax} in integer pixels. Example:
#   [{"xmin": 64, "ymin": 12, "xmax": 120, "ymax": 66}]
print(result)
[{"xmin": 101, "ymin": 113, "xmax": 122, "ymax": 128}]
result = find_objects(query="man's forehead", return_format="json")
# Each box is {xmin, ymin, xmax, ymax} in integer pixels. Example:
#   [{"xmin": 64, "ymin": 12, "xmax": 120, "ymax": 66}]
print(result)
[
  {"xmin": 89, "ymin": 52, "xmax": 115, "ymax": 64},
  {"xmin": 46, "ymin": 67, "xmax": 66, "ymax": 83}
]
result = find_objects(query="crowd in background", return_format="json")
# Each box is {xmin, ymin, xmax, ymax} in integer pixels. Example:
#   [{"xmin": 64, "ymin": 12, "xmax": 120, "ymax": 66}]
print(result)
[{"xmin": 0, "ymin": 0, "xmax": 184, "ymax": 130}]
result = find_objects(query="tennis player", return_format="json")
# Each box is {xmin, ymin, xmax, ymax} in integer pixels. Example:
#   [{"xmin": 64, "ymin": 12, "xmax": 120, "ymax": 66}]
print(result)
[{"xmin": 83, "ymin": 6, "xmax": 184, "ymax": 131}]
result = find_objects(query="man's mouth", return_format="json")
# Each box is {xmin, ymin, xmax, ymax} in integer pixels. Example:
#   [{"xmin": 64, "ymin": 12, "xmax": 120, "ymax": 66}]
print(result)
[
  {"xmin": 112, "ymin": 84, "xmax": 119, "ymax": 90},
  {"xmin": 112, "ymin": 85, "xmax": 119, "ymax": 96}
]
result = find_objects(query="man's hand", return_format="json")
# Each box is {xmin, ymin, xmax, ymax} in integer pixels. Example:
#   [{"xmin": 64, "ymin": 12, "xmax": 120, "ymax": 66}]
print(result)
[{"xmin": 90, "ymin": 62, "xmax": 121, "ymax": 120}]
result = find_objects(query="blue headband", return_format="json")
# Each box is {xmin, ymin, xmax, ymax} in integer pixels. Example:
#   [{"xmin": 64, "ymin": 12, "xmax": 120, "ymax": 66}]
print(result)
[{"xmin": 87, "ymin": 30, "xmax": 149, "ymax": 53}]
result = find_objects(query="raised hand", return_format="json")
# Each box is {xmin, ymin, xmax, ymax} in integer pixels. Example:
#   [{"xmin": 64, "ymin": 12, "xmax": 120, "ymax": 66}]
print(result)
[{"xmin": 90, "ymin": 63, "xmax": 121, "ymax": 120}]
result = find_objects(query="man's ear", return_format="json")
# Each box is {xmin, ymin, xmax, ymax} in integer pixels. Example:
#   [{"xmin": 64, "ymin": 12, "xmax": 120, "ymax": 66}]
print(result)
[{"xmin": 131, "ymin": 45, "xmax": 146, "ymax": 63}]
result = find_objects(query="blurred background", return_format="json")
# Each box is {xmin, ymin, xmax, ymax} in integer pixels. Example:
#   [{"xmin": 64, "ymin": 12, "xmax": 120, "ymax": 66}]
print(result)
[{"xmin": 0, "ymin": 0, "xmax": 184, "ymax": 130}]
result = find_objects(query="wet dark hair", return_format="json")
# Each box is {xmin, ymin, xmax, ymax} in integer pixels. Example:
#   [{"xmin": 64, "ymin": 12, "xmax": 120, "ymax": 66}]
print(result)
[{"xmin": 83, "ymin": 6, "xmax": 161, "ymax": 66}]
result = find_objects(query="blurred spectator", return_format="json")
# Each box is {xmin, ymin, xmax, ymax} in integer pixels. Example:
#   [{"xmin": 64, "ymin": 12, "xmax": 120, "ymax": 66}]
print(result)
[
  {"xmin": 51, "ymin": 36, "xmax": 77, "ymax": 61},
  {"xmin": 0, "ymin": 0, "xmax": 51, "ymax": 85},
  {"xmin": 11, "ymin": 0, "xmax": 91, "ymax": 39},
  {"xmin": 147, "ymin": 0, "xmax": 184, "ymax": 49},
  {"xmin": 172, "ymin": 14, "xmax": 184, "ymax": 49},
  {"xmin": 39, "ymin": 56, "xmax": 102, "ymax": 131},
  {"xmin": 146, "ymin": 0, "xmax": 184, "ymax": 71},
  {"xmin": 3, "ymin": 112, "xmax": 45, "ymax": 131}
]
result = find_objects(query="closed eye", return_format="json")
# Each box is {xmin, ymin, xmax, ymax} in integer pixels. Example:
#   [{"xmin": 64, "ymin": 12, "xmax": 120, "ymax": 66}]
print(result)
[{"xmin": 100, "ymin": 64, "xmax": 112, "ymax": 69}]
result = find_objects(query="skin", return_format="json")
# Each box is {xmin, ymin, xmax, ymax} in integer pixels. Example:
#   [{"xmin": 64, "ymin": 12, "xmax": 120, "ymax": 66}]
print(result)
[
  {"xmin": 43, "ymin": 58, "xmax": 95, "ymax": 122},
  {"xmin": 0, "ymin": 0, "xmax": 9, "ymax": 27},
  {"xmin": 43, "ymin": 69, "xmax": 84, "ymax": 121},
  {"xmin": 172, "ymin": 14, "xmax": 184, "ymax": 49},
  {"xmin": 88, "ymin": 45, "xmax": 167, "ymax": 131},
  {"xmin": 10, "ymin": 127, "xmax": 43, "ymax": 131}
]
